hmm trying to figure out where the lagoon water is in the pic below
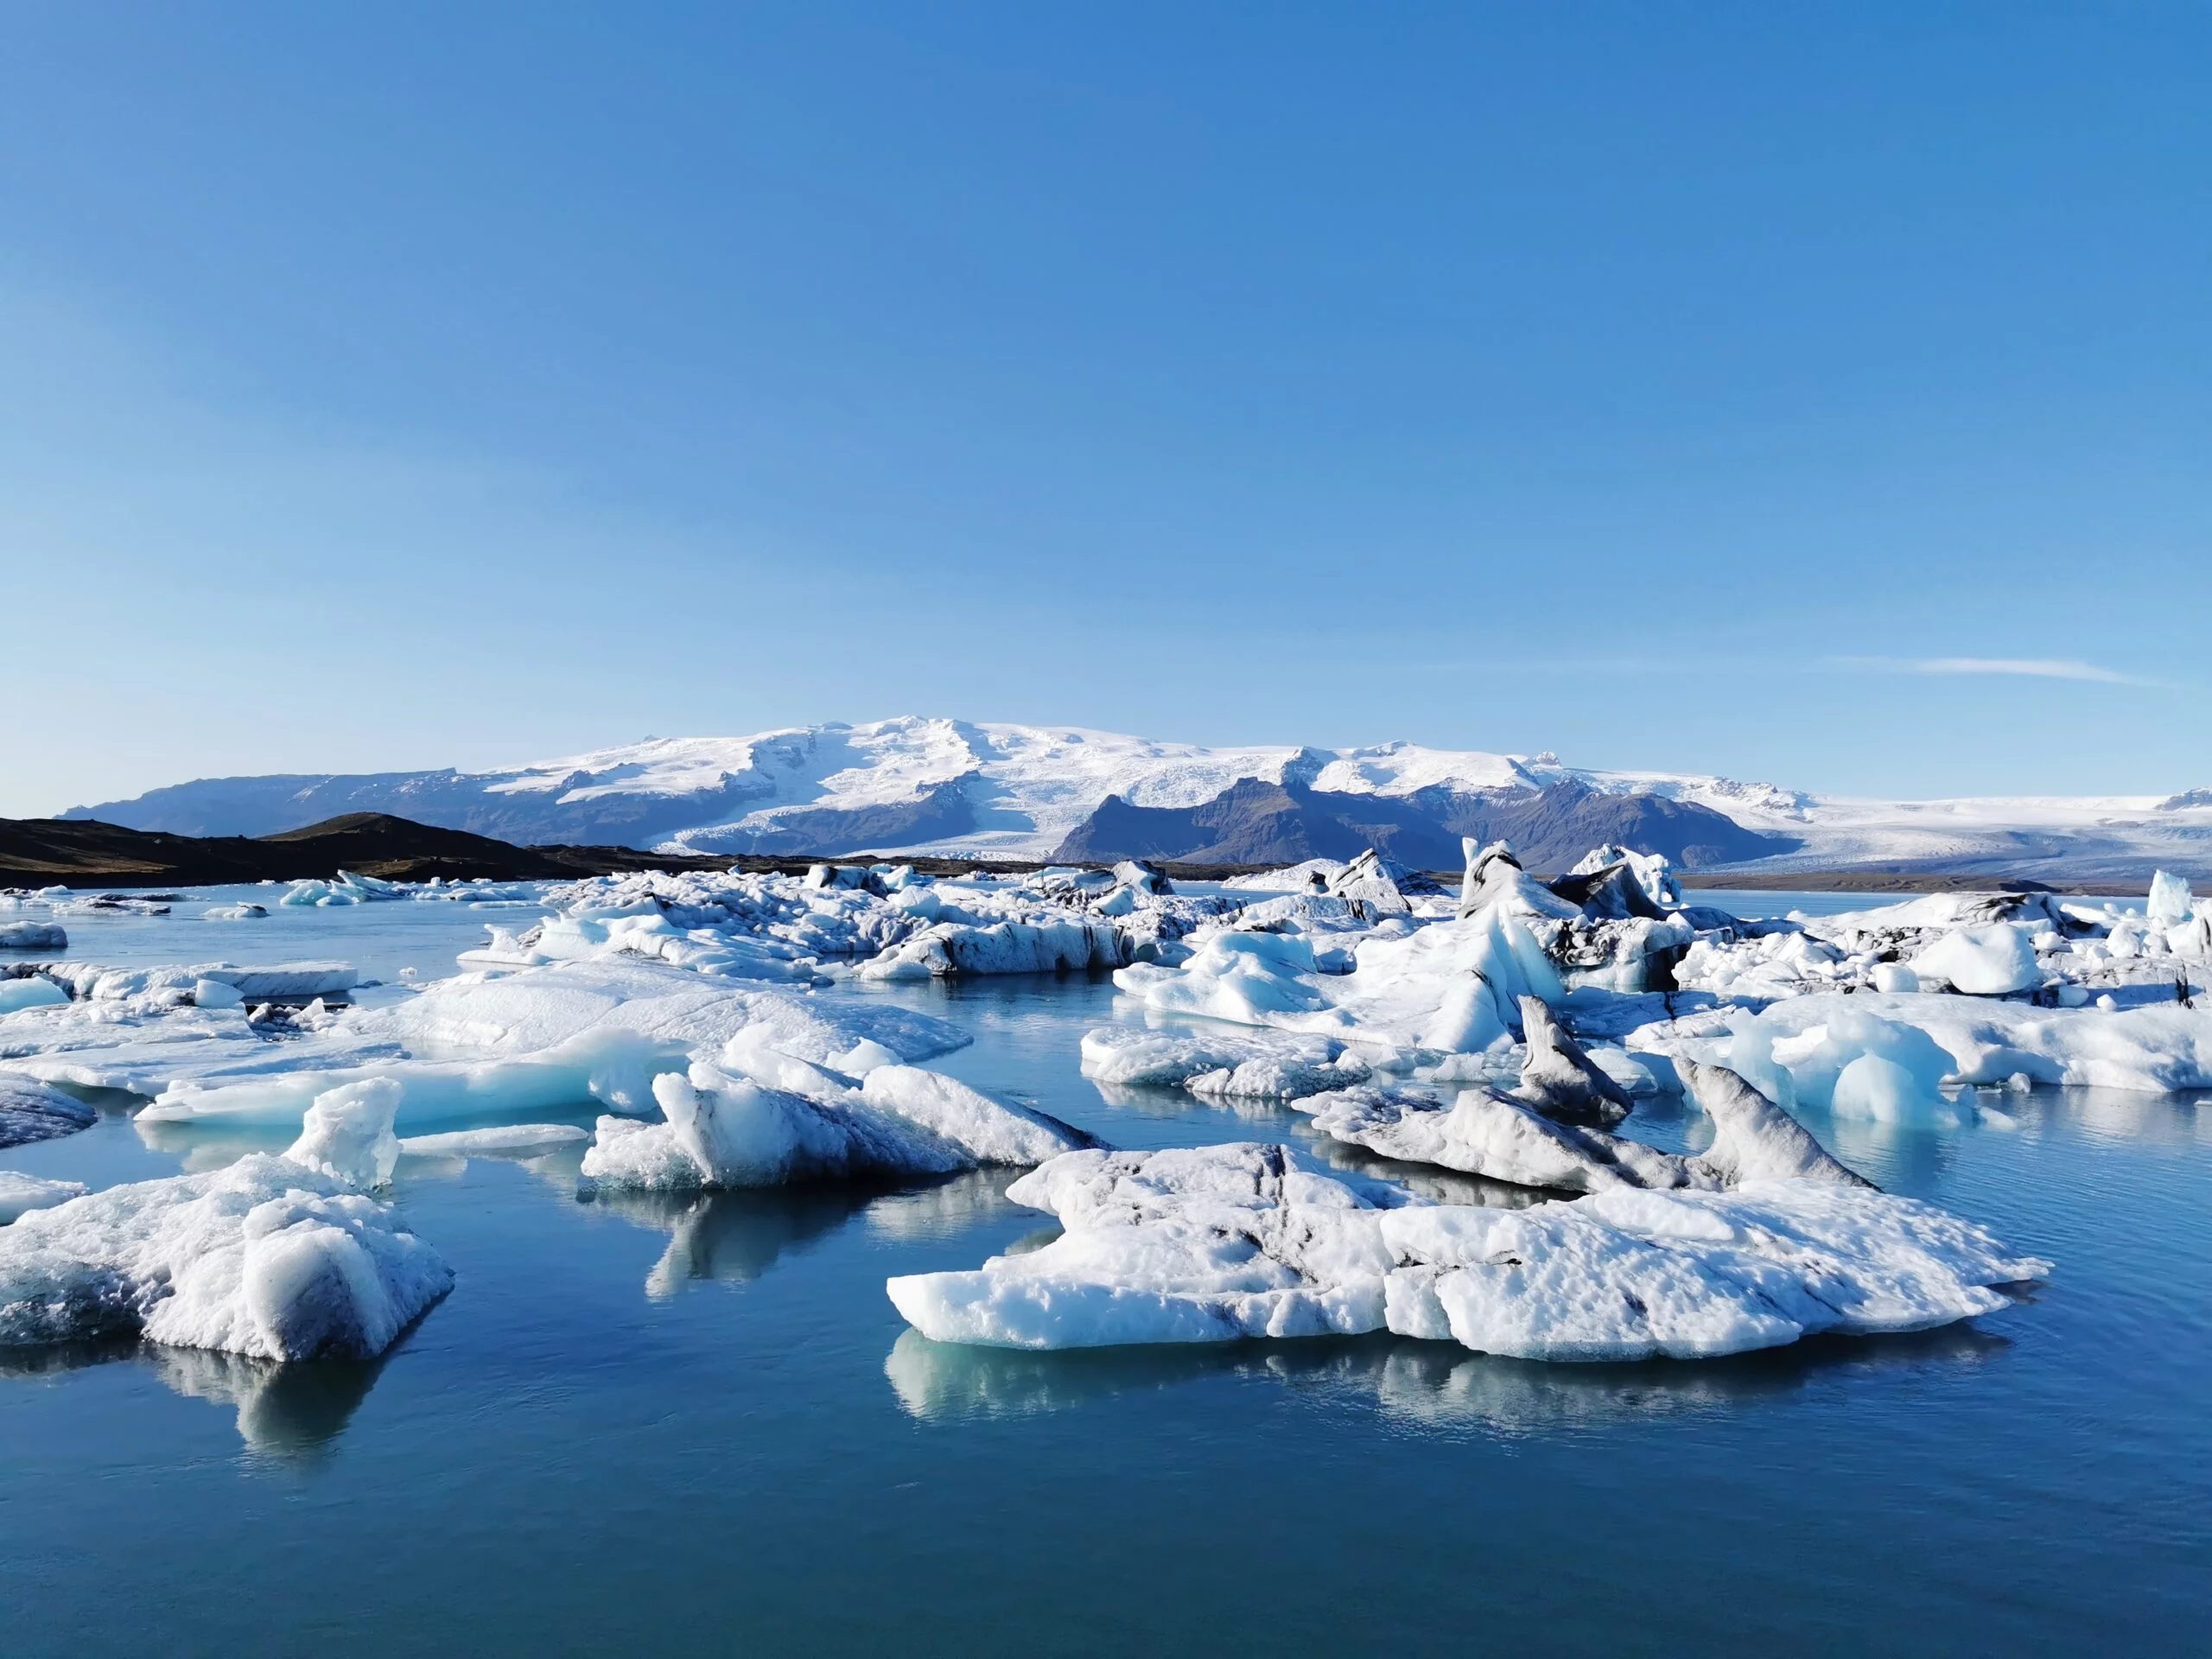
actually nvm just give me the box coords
[3,890,2207,1655]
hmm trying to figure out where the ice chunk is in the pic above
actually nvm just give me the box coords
[203,904,269,921]
[284,1079,404,1189]
[0,1074,96,1149]
[0,976,70,1015]
[1511,996,1632,1128]
[579,1054,1094,1191]
[1871,963,1920,994]
[0,1154,450,1359]
[857,1066,1099,1166]
[1910,925,2042,995]
[1678,1060,1878,1186]
[398,1123,590,1156]
[133,959,970,1128]
[1567,845,1681,908]
[0,921,67,950]
[1078,1026,1370,1100]
[886,1143,2044,1361]
[1326,849,1413,917]
[1457,840,1584,923]
[1719,1007,1961,1128]
[1306,1084,1713,1194]
[2147,870,2194,927]
[0,1172,88,1225]
[193,978,245,1010]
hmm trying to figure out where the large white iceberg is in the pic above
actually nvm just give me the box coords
[114,958,969,1129]
[0,1154,450,1359]
[581,1051,1095,1190]
[886,1143,2045,1362]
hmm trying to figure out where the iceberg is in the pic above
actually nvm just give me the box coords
[120,958,970,1129]
[1631,990,2212,1097]
[0,1154,450,1359]
[0,976,70,1015]
[397,1123,590,1157]
[1077,1025,1372,1100]
[1910,925,2043,996]
[0,1171,88,1225]
[283,1079,404,1189]
[0,1075,97,1149]
[1510,996,1632,1127]
[580,1050,1095,1190]
[885,1143,2044,1361]
[1304,1084,1713,1194]
[0,921,67,951]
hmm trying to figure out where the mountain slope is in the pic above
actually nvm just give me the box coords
[58,715,2212,881]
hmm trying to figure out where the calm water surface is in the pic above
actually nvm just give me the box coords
[2,888,2206,1655]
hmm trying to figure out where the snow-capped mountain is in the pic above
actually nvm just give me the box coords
[57,716,2212,881]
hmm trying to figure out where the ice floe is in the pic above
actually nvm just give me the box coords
[886,1142,2044,1361]
[0,1153,450,1359]
[10,957,969,1130]
[580,1049,1094,1191]
[0,1171,87,1225]
[0,1075,98,1149]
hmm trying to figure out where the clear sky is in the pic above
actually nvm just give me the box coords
[4,4,2206,815]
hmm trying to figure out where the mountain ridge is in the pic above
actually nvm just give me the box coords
[58,715,2212,883]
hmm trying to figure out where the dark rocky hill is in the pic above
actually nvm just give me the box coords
[1051,779,1796,872]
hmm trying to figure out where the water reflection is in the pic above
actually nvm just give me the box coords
[886,1323,2014,1431]
[0,1338,387,1460]
[150,1348,388,1461]
[1084,1078,1293,1122]
[585,1184,884,1299]
[863,1171,1021,1241]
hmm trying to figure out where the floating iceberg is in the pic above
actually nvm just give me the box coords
[111,958,969,1129]
[886,1143,2044,1362]
[0,1075,98,1149]
[0,976,70,1015]
[0,1154,450,1359]
[581,1048,1095,1190]
[517,865,1237,987]
[397,1123,590,1157]
[1077,1025,1372,1100]
[0,921,67,951]
[1630,991,2212,1097]
[0,1171,87,1225]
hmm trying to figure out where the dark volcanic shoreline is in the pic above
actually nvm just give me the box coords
[1,811,2153,897]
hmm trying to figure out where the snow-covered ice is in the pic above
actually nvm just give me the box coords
[0,1154,450,1359]
[0,1172,87,1225]
[886,1143,2045,1361]
[580,1050,1094,1190]
[0,921,67,950]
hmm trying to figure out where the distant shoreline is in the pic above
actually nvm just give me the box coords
[1675,871,2144,897]
[0,811,2162,898]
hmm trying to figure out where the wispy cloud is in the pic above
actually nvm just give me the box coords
[1833,655,2158,687]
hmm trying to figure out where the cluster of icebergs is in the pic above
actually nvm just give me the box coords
[12,836,2200,1376]
[460,860,1243,987]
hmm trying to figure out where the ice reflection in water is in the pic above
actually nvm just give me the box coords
[0,1338,389,1460]
[886,1322,2017,1432]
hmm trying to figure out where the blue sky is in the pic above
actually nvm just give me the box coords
[4,4,2206,814]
